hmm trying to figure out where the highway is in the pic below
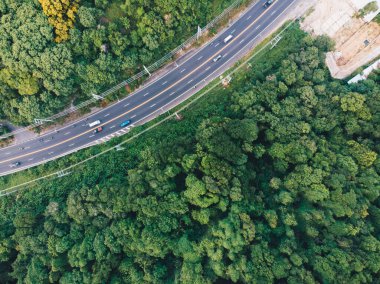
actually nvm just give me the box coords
[0,0,297,176]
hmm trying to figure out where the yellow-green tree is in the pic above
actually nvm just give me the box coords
[38,0,79,42]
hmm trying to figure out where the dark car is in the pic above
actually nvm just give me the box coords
[263,0,274,8]
[10,162,21,168]
[93,126,103,134]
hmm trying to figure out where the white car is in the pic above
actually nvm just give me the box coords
[88,120,101,128]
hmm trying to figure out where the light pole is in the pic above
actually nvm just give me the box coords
[197,26,202,40]
[92,93,104,100]
[143,65,152,77]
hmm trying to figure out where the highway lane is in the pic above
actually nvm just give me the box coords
[0,0,296,176]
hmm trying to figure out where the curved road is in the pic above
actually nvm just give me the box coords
[0,0,296,176]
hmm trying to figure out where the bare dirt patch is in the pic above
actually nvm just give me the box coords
[301,0,380,79]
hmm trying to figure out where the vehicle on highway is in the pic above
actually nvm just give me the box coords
[223,35,233,44]
[88,120,101,128]
[93,126,103,134]
[120,120,132,128]
[0,0,292,176]
[263,0,274,8]
[213,54,222,62]
[9,162,21,168]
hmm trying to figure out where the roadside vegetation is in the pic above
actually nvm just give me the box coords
[0,124,12,147]
[357,1,379,18]
[374,12,380,24]
[0,23,379,283]
[0,0,238,125]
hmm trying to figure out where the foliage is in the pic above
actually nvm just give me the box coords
[0,124,9,136]
[38,0,80,43]
[357,1,379,18]
[0,123,13,147]
[0,25,379,283]
[375,13,380,24]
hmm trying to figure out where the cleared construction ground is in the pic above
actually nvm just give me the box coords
[301,0,380,79]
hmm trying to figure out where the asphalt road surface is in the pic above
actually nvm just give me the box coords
[0,0,297,176]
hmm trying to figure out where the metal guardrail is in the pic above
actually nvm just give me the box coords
[0,0,251,140]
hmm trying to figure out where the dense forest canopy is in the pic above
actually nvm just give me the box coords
[0,25,379,283]
[0,0,231,124]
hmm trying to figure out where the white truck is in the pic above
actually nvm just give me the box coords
[224,35,233,44]
[88,120,101,128]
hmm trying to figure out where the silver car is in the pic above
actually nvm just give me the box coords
[213,54,222,62]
